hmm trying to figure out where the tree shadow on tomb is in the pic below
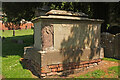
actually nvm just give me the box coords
[60,24,101,77]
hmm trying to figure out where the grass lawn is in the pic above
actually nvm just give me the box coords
[77,58,120,78]
[2,29,34,78]
[78,70,105,78]
[2,29,120,79]
[102,58,120,62]
[78,66,120,78]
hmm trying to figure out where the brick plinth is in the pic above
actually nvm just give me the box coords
[21,58,102,77]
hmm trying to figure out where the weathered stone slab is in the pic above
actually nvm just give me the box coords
[24,46,41,65]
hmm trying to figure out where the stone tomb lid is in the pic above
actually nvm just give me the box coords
[46,10,88,17]
[32,10,104,22]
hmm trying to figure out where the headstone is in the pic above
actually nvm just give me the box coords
[11,39,17,43]
[2,36,5,40]
[17,40,24,44]
[2,30,4,32]
[13,29,15,36]
[100,47,104,58]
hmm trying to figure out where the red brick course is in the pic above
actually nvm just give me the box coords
[48,64,59,69]
[57,67,64,71]
[51,68,58,72]
[21,58,102,77]
[46,58,102,73]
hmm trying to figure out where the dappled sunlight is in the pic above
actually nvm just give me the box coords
[58,23,101,76]
[60,23,100,64]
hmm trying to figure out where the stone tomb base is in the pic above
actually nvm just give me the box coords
[24,46,102,78]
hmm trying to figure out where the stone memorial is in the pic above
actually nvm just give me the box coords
[24,10,104,77]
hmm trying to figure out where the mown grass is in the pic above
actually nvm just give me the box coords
[2,29,34,78]
[2,29,120,79]
[108,66,120,78]
[77,58,120,78]
[2,29,33,37]
[77,65,120,78]
[102,58,120,62]
[78,70,105,78]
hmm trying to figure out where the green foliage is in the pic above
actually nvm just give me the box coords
[2,2,43,23]
[2,2,96,23]
[50,4,56,10]
[2,16,7,23]
[2,2,120,32]
[49,2,94,18]
[106,24,110,30]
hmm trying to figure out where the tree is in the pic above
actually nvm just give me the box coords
[2,2,120,33]
[2,2,43,23]
[2,2,105,22]
[2,2,43,36]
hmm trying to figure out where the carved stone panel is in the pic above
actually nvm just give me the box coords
[41,25,54,50]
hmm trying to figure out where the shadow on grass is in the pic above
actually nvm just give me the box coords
[20,59,41,78]
[2,35,34,57]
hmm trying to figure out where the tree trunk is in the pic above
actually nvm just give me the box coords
[13,28,15,36]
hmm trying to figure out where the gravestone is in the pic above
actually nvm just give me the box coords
[0,36,1,41]
[2,36,5,40]
[17,40,24,44]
